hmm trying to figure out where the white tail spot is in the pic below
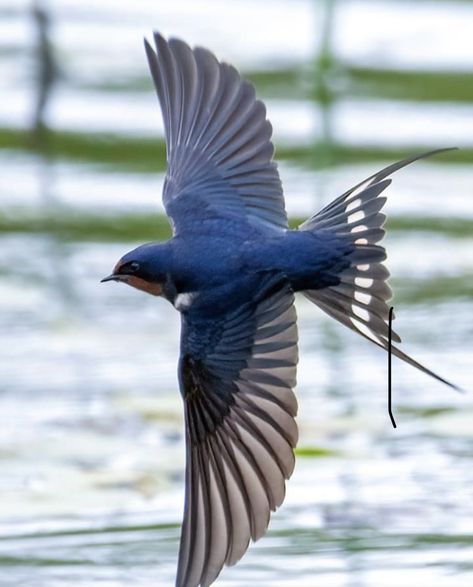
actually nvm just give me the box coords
[352,305,370,321]
[348,211,365,223]
[347,179,371,200]
[351,224,367,233]
[354,291,372,305]
[357,264,370,271]
[345,198,361,213]
[355,238,368,245]
[355,277,374,288]
[350,317,382,343]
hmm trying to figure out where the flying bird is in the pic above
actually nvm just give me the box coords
[101,33,458,587]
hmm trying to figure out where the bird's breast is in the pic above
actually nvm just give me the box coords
[174,292,198,311]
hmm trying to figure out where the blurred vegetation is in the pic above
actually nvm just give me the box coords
[295,446,340,458]
[2,208,472,242]
[1,0,472,245]
[2,126,471,172]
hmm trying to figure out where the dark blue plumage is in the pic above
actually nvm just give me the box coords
[101,33,458,587]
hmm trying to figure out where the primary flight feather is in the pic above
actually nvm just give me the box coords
[101,32,458,587]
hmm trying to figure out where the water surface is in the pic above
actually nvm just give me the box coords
[0,1,472,585]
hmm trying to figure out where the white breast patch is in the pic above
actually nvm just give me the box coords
[174,292,196,311]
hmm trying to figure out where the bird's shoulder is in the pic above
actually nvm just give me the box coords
[169,230,257,289]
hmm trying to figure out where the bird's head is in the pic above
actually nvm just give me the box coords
[101,243,168,297]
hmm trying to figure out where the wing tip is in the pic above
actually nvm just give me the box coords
[153,30,166,46]
[143,31,166,50]
[143,35,154,55]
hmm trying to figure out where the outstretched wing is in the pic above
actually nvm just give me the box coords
[144,33,288,235]
[176,278,298,587]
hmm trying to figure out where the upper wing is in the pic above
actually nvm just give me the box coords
[144,33,288,234]
[176,277,298,587]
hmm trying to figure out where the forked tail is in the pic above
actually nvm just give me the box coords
[299,148,461,391]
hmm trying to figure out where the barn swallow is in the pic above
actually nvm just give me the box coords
[102,33,459,587]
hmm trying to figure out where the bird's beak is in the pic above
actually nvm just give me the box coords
[101,274,120,283]
[101,273,163,296]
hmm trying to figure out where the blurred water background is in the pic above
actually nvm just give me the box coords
[0,0,472,585]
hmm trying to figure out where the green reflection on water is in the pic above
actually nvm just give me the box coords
[2,127,471,172]
[295,446,340,458]
[1,210,471,246]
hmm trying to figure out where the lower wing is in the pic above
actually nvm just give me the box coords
[176,275,299,587]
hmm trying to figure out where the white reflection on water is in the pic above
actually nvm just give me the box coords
[335,100,473,149]
[3,154,473,221]
[336,0,473,70]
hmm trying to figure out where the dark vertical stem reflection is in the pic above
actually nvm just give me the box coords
[31,0,58,207]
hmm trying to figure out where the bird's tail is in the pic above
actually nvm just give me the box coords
[299,148,461,391]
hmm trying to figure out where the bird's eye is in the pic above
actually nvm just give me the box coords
[128,261,140,273]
